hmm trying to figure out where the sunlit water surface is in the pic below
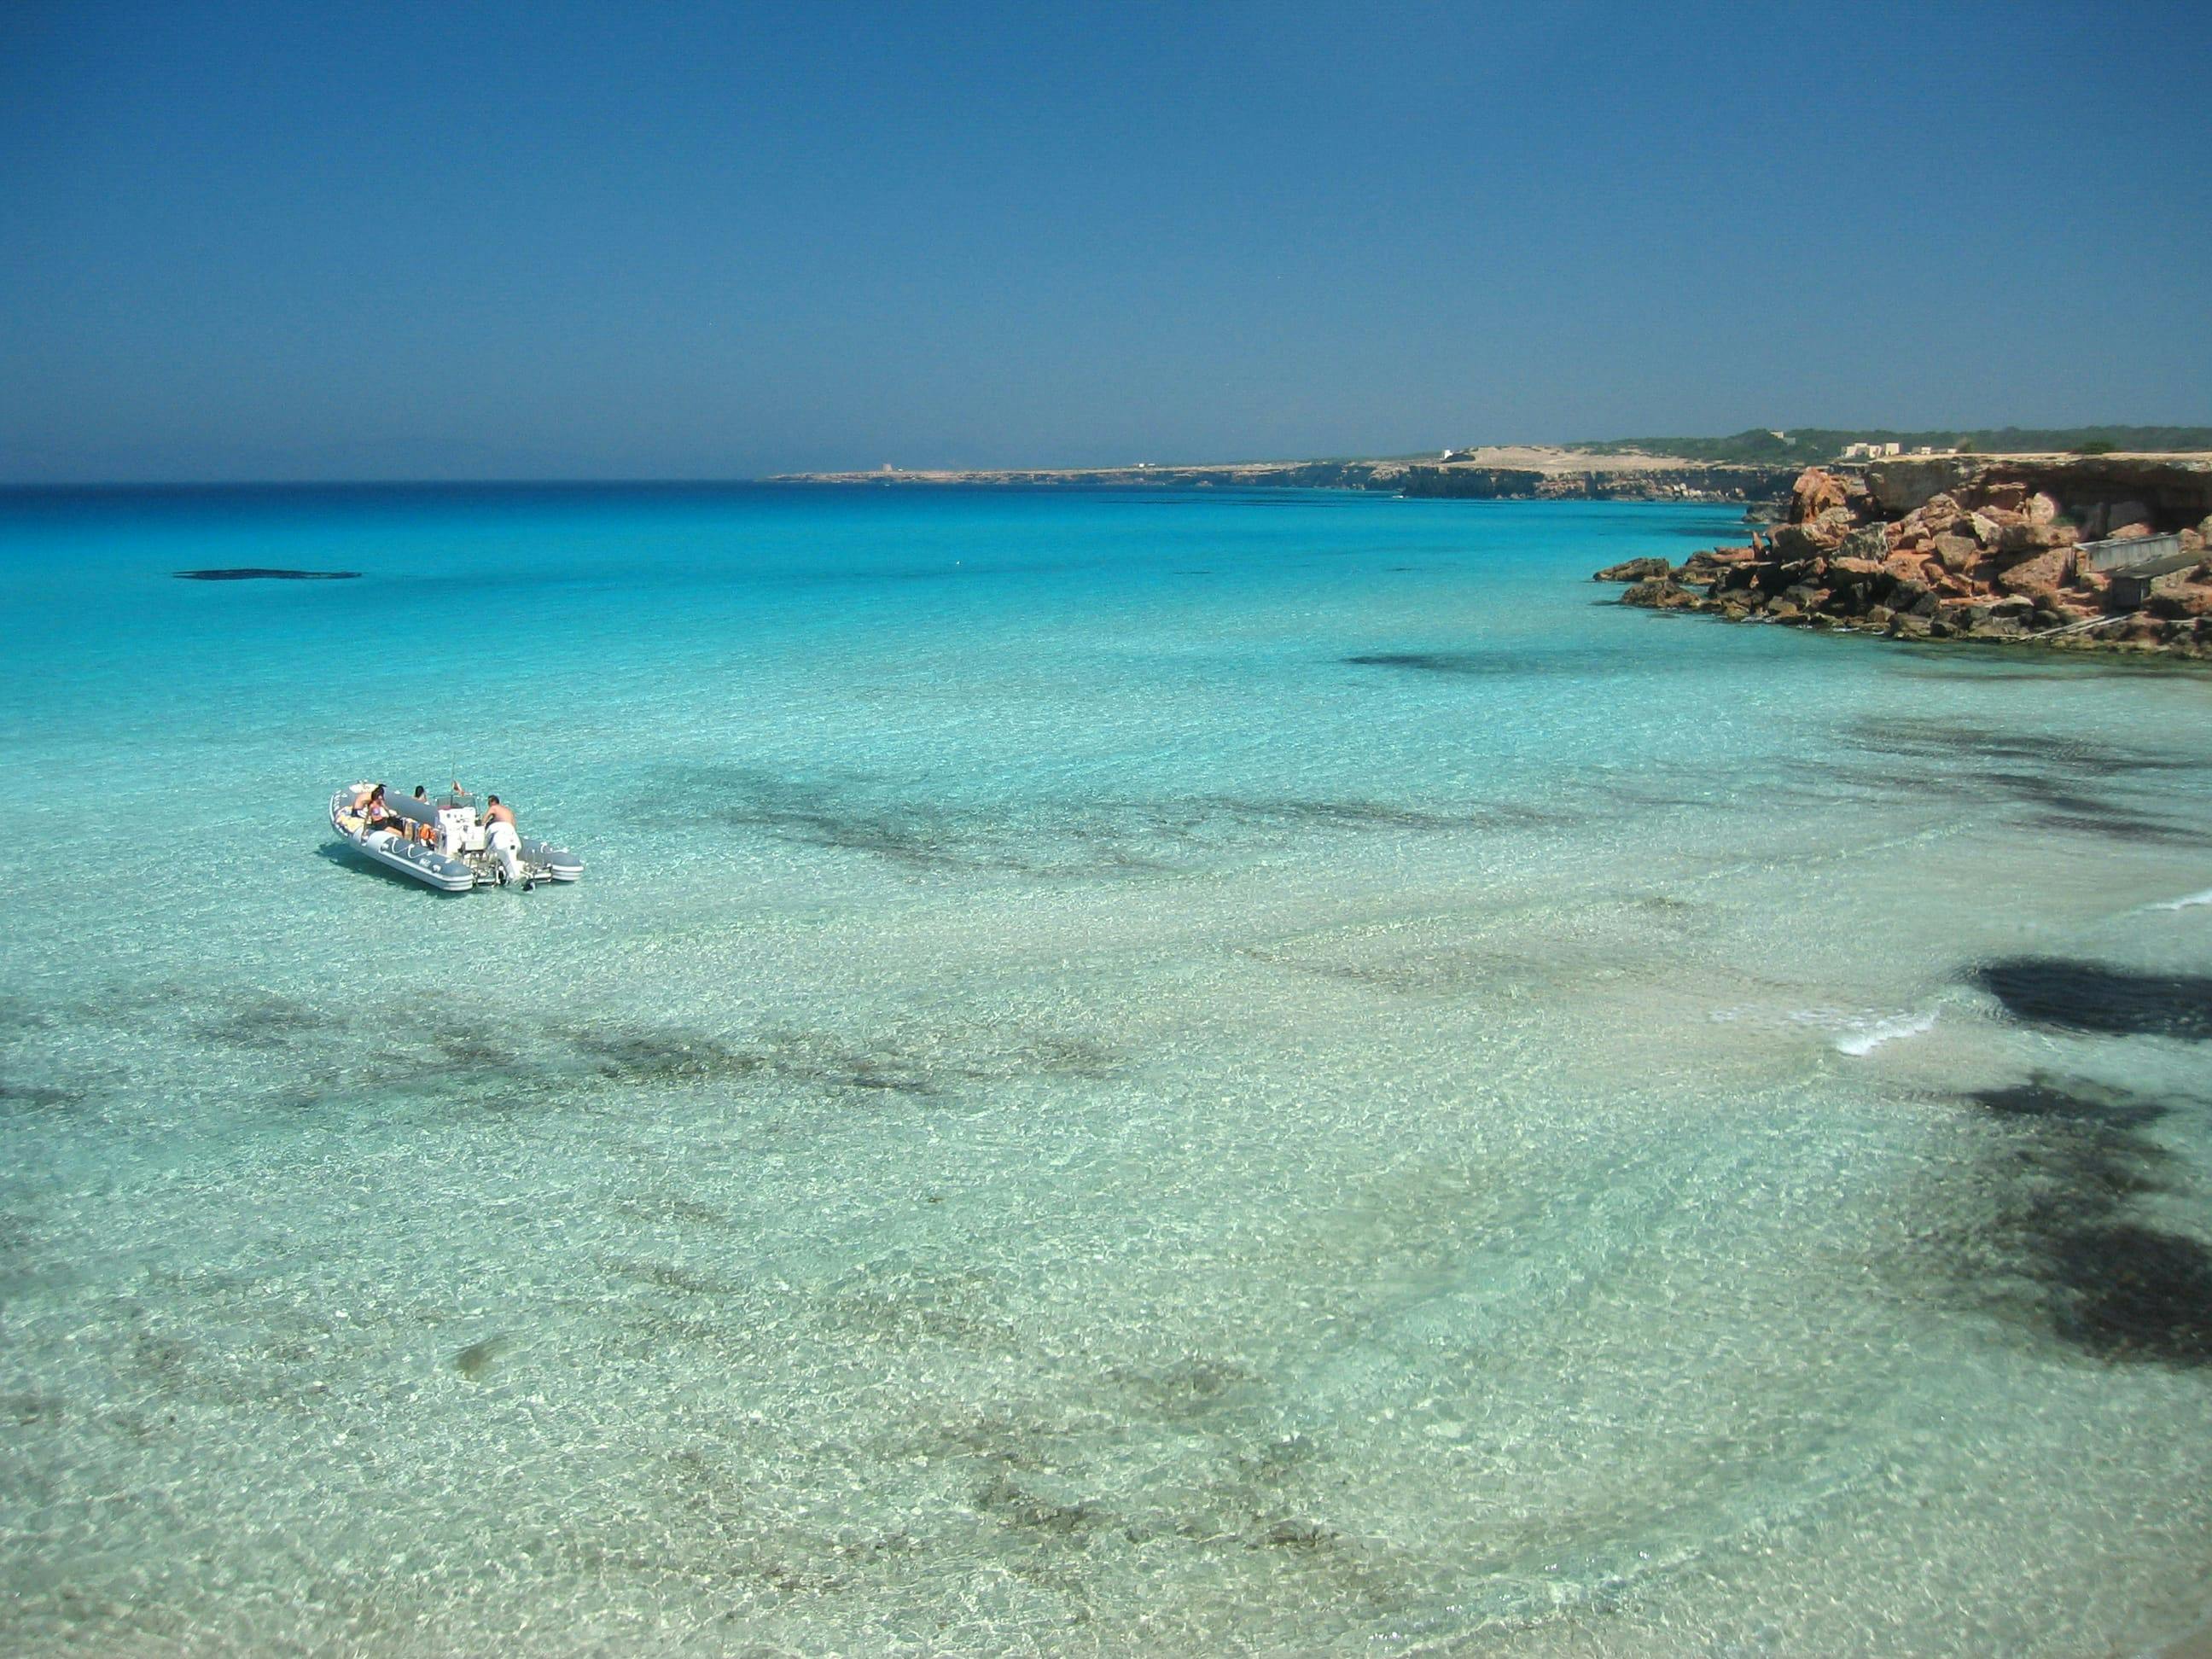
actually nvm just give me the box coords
[3,485,2209,1655]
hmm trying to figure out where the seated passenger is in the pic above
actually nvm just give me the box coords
[358,783,401,835]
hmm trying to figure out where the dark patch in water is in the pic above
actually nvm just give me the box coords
[569,1026,764,1083]
[426,1028,521,1071]
[1809,718,2212,841]
[0,1079,79,1112]
[3,1391,66,1426]
[997,1030,1121,1081]
[1956,1074,2211,1365]
[824,1058,933,1094]
[1226,1433,1317,1489]
[1343,650,1583,678]
[0,1000,51,1041]
[1106,1357,1262,1416]
[1969,770,2212,845]
[690,773,1028,872]
[905,1412,1054,1475]
[1848,719,2199,777]
[2023,811,2212,847]
[1887,643,2212,683]
[753,1029,952,1098]
[1262,1518,1340,1549]
[609,1259,746,1298]
[1981,771,2138,816]
[452,1336,510,1380]
[1893,667,2116,684]
[669,764,1549,882]
[615,1190,727,1226]
[828,1268,1018,1350]
[1973,958,2212,1041]
[2051,1225,2212,1364]
[974,1472,1108,1537]
[173,568,360,580]
[1212,795,1571,836]
[1841,721,2208,812]
[1971,1077,2168,1132]
[196,994,337,1050]
[125,1327,200,1393]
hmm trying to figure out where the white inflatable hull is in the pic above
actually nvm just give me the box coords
[522,839,585,882]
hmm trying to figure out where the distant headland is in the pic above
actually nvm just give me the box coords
[770,427,2212,505]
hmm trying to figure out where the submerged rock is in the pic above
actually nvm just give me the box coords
[452,1336,511,1380]
[1621,578,1701,610]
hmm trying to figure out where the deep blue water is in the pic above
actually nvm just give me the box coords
[3,484,2209,1654]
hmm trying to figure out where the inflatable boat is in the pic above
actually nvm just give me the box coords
[329,784,583,893]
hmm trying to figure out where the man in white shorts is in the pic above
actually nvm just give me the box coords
[481,794,523,885]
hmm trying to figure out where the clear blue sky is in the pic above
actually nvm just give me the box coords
[4,0,2209,481]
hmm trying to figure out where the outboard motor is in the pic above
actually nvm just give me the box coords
[486,819,524,887]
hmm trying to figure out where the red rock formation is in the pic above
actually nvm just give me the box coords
[1599,451,2212,655]
[1994,549,2073,597]
[1788,468,1850,523]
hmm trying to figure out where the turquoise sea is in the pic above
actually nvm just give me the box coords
[3,484,2209,1655]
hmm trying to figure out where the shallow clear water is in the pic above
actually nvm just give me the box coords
[3,484,2209,1655]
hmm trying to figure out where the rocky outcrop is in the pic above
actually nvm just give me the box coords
[1592,556,1674,582]
[1597,457,2212,657]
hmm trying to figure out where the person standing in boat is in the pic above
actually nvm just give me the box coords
[449,781,524,881]
[481,793,523,884]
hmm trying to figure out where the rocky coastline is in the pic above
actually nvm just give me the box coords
[1598,453,2212,657]
[770,453,1795,504]
[1395,463,1794,502]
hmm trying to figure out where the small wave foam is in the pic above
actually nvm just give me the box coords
[2145,885,2212,912]
[1709,1003,1941,1056]
[1833,1009,1939,1057]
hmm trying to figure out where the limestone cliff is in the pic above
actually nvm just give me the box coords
[1395,463,1795,501]
[771,455,1796,503]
